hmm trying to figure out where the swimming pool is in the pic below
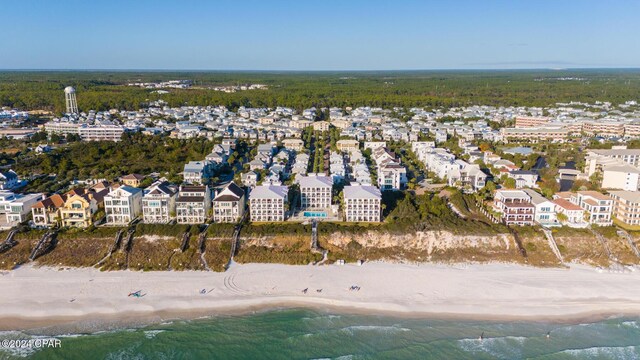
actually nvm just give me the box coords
[303,211,327,218]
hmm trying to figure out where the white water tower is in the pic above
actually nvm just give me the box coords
[64,86,78,114]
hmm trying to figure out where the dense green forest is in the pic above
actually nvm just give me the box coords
[1,70,640,114]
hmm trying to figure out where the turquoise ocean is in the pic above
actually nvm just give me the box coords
[2,309,640,359]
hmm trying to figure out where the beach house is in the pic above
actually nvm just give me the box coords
[212,182,246,223]
[104,186,143,225]
[492,189,535,226]
[297,175,333,211]
[176,185,211,224]
[142,181,178,223]
[59,187,109,228]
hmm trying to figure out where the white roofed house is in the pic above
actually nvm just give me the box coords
[142,181,178,224]
[183,161,211,185]
[104,186,143,225]
[343,185,382,222]
[448,164,487,192]
[205,151,228,167]
[249,185,289,222]
[378,164,407,191]
[175,185,211,224]
[241,171,259,188]
[297,174,333,210]
[212,182,246,223]
[507,170,539,189]
[0,190,44,227]
[522,188,558,227]
[492,189,535,226]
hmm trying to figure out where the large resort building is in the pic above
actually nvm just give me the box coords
[343,185,382,222]
[297,175,333,211]
[249,185,288,222]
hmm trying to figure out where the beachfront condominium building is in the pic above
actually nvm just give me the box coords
[343,185,382,222]
[573,191,614,226]
[297,175,333,210]
[601,164,640,191]
[492,189,535,226]
[249,185,289,222]
[104,186,143,225]
[585,148,640,176]
[212,182,246,223]
[0,190,44,227]
[142,181,178,224]
[176,185,211,224]
[608,191,640,226]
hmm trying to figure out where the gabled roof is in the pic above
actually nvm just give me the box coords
[33,193,67,209]
[213,182,244,202]
[553,198,583,211]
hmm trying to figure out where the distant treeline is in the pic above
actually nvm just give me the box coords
[1,70,640,113]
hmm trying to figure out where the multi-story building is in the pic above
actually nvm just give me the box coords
[608,191,640,226]
[312,121,331,132]
[31,193,67,227]
[573,191,614,226]
[249,185,288,222]
[585,148,640,176]
[601,164,640,191]
[507,170,539,188]
[142,181,178,223]
[500,127,569,143]
[343,185,382,222]
[212,182,245,223]
[515,116,551,128]
[0,190,44,227]
[336,139,360,153]
[582,121,625,138]
[77,125,125,141]
[492,189,535,226]
[176,185,211,224]
[282,138,304,152]
[297,175,333,210]
[552,198,587,228]
[59,187,108,228]
[522,188,557,227]
[183,161,211,184]
[120,174,146,187]
[104,186,143,225]
[378,164,407,191]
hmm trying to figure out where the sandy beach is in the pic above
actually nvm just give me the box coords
[3,262,640,331]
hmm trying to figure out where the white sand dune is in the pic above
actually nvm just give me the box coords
[2,262,640,329]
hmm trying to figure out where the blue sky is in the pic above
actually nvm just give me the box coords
[1,0,639,70]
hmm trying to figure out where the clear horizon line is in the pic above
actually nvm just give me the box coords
[1,66,640,73]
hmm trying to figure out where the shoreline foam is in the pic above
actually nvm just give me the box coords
[3,262,640,333]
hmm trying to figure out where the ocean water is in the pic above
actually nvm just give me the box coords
[2,310,640,359]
